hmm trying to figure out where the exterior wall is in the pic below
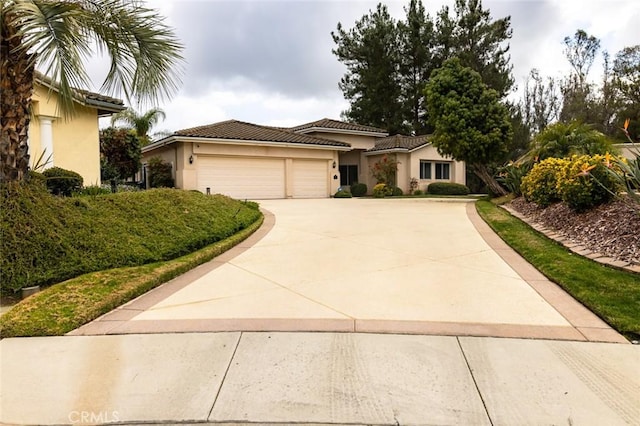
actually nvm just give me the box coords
[366,145,466,193]
[29,85,102,185]
[613,143,638,161]
[302,131,381,150]
[408,145,466,192]
[142,140,342,195]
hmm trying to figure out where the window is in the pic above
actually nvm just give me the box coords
[419,160,431,179]
[435,162,450,180]
[339,164,358,186]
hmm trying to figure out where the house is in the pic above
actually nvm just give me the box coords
[141,118,465,199]
[28,73,125,185]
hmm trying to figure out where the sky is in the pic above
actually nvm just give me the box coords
[89,0,639,134]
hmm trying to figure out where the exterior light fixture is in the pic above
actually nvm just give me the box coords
[189,155,194,164]
[332,161,336,168]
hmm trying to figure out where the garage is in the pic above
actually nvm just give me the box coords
[141,119,351,199]
[292,160,329,198]
[197,157,285,199]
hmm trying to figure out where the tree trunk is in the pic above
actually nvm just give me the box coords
[470,163,508,196]
[1,13,35,183]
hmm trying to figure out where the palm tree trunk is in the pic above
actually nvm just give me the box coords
[1,13,35,183]
[470,163,508,196]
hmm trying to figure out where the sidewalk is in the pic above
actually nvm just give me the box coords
[1,332,638,425]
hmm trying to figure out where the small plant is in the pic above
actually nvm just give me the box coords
[42,167,83,196]
[409,177,419,194]
[334,189,352,198]
[413,189,424,195]
[350,182,367,197]
[147,157,174,188]
[427,182,469,195]
[77,185,112,196]
[497,162,532,196]
[390,186,403,196]
[372,183,391,198]
[521,157,568,207]
[371,154,399,186]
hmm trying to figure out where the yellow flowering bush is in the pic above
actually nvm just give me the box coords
[372,183,391,198]
[521,157,568,207]
[556,154,620,212]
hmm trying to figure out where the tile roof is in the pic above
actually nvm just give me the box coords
[35,72,125,113]
[289,118,388,134]
[367,134,431,152]
[173,120,351,147]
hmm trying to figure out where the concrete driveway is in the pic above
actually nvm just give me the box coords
[3,198,638,425]
[72,198,624,342]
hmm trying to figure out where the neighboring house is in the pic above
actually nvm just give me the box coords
[141,117,465,199]
[28,73,125,185]
[613,143,639,162]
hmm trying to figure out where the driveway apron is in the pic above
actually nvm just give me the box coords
[71,198,625,342]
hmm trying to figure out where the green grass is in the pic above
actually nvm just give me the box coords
[1,184,261,294]
[0,216,263,337]
[476,199,640,340]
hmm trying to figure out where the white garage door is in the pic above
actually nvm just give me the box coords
[197,157,285,199]
[292,160,329,198]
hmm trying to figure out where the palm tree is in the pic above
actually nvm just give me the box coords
[111,107,166,145]
[1,0,183,183]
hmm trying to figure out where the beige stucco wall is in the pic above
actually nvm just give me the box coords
[302,131,381,151]
[142,140,342,194]
[613,143,639,162]
[366,145,466,193]
[29,85,102,185]
[407,145,466,191]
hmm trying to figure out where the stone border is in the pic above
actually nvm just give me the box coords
[501,205,640,274]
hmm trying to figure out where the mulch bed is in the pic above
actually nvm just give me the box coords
[509,196,640,265]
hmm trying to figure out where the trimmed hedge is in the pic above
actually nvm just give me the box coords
[334,190,352,198]
[391,186,404,196]
[42,167,83,196]
[427,182,470,195]
[350,182,367,197]
[0,184,262,294]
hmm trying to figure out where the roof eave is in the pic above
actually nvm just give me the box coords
[295,127,388,138]
[143,135,352,153]
[364,148,408,156]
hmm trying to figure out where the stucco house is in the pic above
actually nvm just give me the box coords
[141,118,465,199]
[28,73,125,185]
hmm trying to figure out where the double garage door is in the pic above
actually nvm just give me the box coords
[197,157,328,199]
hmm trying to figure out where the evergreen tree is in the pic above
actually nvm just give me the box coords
[398,0,435,134]
[332,4,406,134]
[425,58,512,195]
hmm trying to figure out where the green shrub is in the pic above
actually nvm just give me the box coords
[413,189,424,195]
[42,167,83,196]
[372,183,391,198]
[334,190,352,198]
[521,158,568,207]
[497,162,532,196]
[0,186,262,295]
[77,185,112,196]
[427,182,470,195]
[147,157,174,188]
[350,182,367,197]
[391,186,403,196]
[556,154,620,212]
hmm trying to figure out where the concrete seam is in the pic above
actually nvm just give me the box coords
[207,331,243,420]
[456,337,494,426]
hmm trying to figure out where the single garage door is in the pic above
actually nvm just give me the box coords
[292,160,328,198]
[197,157,285,199]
